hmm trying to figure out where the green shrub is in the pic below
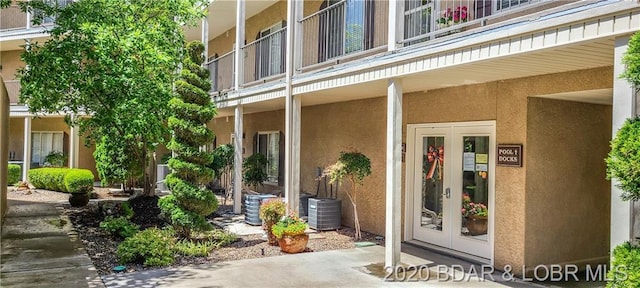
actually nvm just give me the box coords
[243,153,268,191]
[117,228,176,267]
[607,117,640,201]
[175,239,216,257]
[259,198,286,224]
[100,216,139,238]
[8,164,20,185]
[44,151,67,167]
[607,242,640,287]
[28,168,94,193]
[64,169,94,193]
[271,215,307,239]
[121,202,134,219]
[29,168,69,191]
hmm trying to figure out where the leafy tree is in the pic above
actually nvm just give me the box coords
[17,0,206,195]
[158,41,217,238]
[325,151,371,240]
[243,153,268,192]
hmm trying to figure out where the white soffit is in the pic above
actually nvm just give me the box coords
[532,88,613,105]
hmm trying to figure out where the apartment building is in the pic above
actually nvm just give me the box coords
[2,0,640,274]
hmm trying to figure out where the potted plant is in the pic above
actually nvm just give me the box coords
[69,186,92,207]
[243,153,268,192]
[259,198,286,245]
[325,150,371,240]
[461,193,488,235]
[271,214,308,253]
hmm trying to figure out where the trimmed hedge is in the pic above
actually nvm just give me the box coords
[28,168,94,193]
[8,164,20,185]
[607,242,640,287]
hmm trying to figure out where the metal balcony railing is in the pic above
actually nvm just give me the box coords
[242,27,286,84]
[300,0,388,68]
[0,1,74,32]
[208,50,235,93]
[402,0,551,45]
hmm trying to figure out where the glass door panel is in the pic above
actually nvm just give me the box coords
[421,136,445,231]
[460,136,489,241]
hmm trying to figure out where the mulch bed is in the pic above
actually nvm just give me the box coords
[62,197,384,276]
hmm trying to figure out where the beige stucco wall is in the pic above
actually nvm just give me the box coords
[0,50,22,80]
[209,66,614,272]
[525,98,611,269]
[8,117,98,179]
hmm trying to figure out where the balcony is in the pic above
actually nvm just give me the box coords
[208,50,235,94]
[242,27,286,85]
[300,0,389,69]
[0,1,73,34]
[401,0,568,45]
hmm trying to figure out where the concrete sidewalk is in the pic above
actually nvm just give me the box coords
[102,245,518,288]
[1,199,104,288]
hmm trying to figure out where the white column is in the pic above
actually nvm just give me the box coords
[233,105,244,214]
[387,0,404,52]
[292,0,304,73]
[234,0,245,89]
[69,120,79,168]
[201,17,209,61]
[22,117,32,182]
[611,36,635,250]
[284,0,301,212]
[385,79,403,268]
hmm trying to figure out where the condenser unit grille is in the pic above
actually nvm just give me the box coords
[244,194,277,226]
[308,198,341,230]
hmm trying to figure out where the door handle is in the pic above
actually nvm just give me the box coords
[445,188,451,199]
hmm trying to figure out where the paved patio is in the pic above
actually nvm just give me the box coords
[0,198,605,288]
[1,199,104,288]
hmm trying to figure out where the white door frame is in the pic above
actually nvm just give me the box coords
[405,120,495,264]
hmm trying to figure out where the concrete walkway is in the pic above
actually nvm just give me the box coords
[102,245,526,288]
[1,199,104,288]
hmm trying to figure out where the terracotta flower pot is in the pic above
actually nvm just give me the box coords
[465,216,488,236]
[278,233,309,254]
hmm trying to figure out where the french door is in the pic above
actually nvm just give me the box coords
[408,122,495,260]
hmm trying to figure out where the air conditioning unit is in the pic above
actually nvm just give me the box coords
[308,198,341,231]
[244,194,277,226]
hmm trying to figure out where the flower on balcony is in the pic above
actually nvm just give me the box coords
[437,6,468,28]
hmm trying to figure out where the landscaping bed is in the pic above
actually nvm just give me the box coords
[62,198,384,276]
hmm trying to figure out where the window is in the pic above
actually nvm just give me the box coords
[255,131,281,184]
[255,21,286,80]
[31,131,64,167]
[318,0,375,62]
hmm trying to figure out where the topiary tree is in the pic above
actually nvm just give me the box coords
[607,117,640,201]
[604,31,640,287]
[158,41,218,239]
[325,151,371,240]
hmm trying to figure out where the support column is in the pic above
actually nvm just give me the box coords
[387,0,404,52]
[233,105,244,214]
[284,0,301,211]
[1,77,10,224]
[22,117,32,182]
[69,116,79,168]
[611,36,635,250]
[385,78,403,268]
[234,0,245,89]
[201,17,209,60]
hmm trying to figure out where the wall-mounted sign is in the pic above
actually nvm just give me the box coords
[497,144,522,167]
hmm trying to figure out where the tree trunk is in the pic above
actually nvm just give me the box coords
[142,150,157,196]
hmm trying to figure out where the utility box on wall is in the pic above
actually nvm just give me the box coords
[308,198,341,231]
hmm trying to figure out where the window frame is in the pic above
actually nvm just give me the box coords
[256,131,280,185]
[31,131,65,167]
